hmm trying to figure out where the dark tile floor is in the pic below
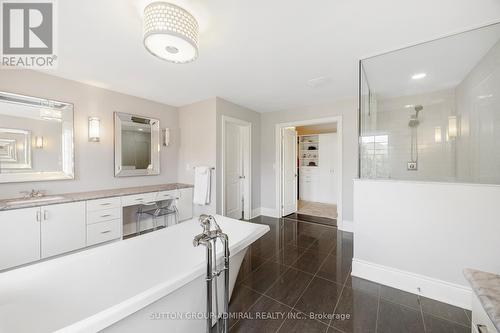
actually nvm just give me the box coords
[227,215,471,333]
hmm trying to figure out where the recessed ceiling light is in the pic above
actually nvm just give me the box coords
[306,76,331,88]
[411,73,427,80]
[404,104,414,109]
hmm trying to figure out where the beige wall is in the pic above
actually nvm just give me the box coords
[215,97,261,214]
[177,98,217,216]
[260,99,358,222]
[0,70,179,199]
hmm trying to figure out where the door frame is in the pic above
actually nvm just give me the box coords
[221,115,252,220]
[275,116,343,225]
[281,127,298,216]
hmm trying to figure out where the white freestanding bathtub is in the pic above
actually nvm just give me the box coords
[0,215,269,333]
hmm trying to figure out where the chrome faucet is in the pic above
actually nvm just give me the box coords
[21,189,44,199]
[193,215,230,333]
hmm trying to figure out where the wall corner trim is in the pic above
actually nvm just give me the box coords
[340,219,354,232]
[351,258,472,310]
[251,208,261,219]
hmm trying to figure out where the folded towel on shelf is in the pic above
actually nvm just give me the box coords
[193,166,211,205]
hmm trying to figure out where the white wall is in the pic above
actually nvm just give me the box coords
[456,39,500,184]
[259,99,358,222]
[0,70,179,199]
[353,179,500,308]
[373,90,457,182]
[177,98,217,216]
[215,97,261,214]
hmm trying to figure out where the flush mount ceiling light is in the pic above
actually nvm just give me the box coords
[411,73,427,80]
[143,2,199,64]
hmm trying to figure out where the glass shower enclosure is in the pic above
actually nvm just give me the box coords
[359,22,500,184]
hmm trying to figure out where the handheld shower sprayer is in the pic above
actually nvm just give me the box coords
[408,105,423,170]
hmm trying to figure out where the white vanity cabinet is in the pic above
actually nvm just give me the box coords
[86,197,122,247]
[40,202,86,258]
[0,207,41,270]
[0,185,194,271]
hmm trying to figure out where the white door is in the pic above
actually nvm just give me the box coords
[0,207,41,270]
[224,122,243,219]
[178,188,194,221]
[282,127,297,216]
[41,202,86,258]
[318,133,337,203]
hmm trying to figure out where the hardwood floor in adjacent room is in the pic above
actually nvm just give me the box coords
[297,200,337,219]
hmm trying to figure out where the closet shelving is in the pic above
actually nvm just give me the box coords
[298,134,319,167]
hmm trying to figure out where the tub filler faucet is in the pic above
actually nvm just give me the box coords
[193,215,230,333]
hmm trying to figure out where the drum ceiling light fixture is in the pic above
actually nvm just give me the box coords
[143,2,199,64]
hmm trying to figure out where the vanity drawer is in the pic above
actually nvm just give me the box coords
[87,208,121,225]
[121,193,156,207]
[86,197,121,211]
[157,190,179,201]
[86,219,121,246]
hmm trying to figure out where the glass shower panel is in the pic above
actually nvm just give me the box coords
[359,22,500,184]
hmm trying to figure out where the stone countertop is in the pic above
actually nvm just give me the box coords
[464,268,500,332]
[0,183,193,211]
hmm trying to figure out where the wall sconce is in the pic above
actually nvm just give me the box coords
[88,117,101,142]
[448,116,458,139]
[162,128,170,147]
[434,127,442,143]
[35,136,44,149]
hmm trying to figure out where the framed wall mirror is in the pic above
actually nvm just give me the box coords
[114,112,160,177]
[0,91,74,183]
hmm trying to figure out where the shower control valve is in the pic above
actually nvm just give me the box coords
[407,162,418,171]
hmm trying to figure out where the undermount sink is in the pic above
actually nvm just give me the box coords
[4,196,66,206]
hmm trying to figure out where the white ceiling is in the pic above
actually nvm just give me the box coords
[363,23,500,99]
[47,0,500,112]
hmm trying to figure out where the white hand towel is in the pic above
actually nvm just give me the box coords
[193,166,211,205]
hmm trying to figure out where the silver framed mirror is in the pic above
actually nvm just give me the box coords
[114,112,160,177]
[0,91,74,183]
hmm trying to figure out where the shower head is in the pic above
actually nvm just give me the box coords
[409,105,423,127]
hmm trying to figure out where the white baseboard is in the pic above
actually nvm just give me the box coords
[352,259,472,310]
[258,207,279,218]
[340,219,354,232]
[251,208,261,218]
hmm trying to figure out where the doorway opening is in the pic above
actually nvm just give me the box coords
[221,116,252,220]
[276,116,342,227]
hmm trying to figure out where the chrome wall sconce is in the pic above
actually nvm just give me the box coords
[162,128,170,147]
[88,117,101,142]
[35,136,44,149]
